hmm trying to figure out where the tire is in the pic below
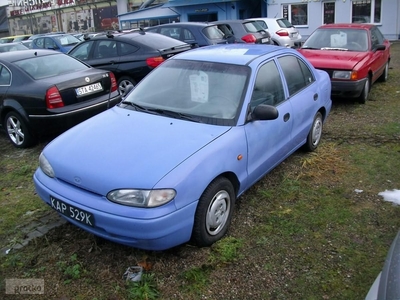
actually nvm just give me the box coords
[378,62,389,82]
[117,76,136,98]
[192,177,236,247]
[357,77,370,104]
[304,112,323,152]
[4,111,35,148]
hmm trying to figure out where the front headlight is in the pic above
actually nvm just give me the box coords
[332,70,353,80]
[39,152,55,178]
[107,189,176,207]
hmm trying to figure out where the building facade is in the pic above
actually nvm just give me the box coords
[4,0,400,40]
[7,0,120,35]
[264,0,399,41]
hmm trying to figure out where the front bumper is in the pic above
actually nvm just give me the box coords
[331,78,366,99]
[33,168,197,251]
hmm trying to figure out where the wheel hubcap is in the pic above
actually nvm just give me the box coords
[312,118,322,147]
[206,190,230,236]
[6,116,24,145]
[119,80,134,98]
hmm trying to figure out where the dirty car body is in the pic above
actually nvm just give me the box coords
[34,44,332,251]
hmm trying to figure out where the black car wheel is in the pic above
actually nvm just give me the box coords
[118,76,136,98]
[192,177,235,247]
[304,112,323,152]
[4,111,35,148]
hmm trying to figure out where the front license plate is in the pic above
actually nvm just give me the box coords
[261,38,269,43]
[50,196,95,226]
[76,82,103,96]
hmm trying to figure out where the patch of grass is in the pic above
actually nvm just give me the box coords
[57,253,86,284]
[209,236,244,265]
[179,265,212,295]
[126,273,159,300]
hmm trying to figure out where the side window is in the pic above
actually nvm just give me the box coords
[160,27,181,40]
[94,40,117,59]
[278,55,314,96]
[250,60,285,108]
[182,29,195,40]
[44,38,57,50]
[371,27,384,47]
[34,37,44,48]
[0,65,11,85]
[118,42,138,56]
[69,41,93,61]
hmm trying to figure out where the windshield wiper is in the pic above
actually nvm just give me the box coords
[149,108,201,123]
[120,101,155,113]
[321,47,348,51]
[301,46,321,50]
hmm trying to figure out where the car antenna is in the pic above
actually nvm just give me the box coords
[139,27,145,35]
[34,51,37,56]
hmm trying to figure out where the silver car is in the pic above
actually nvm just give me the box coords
[247,17,302,48]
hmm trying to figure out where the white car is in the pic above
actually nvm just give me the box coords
[247,17,302,48]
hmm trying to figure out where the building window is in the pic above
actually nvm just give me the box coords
[352,0,381,24]
[323,2,335,24]
[282,4,308,26]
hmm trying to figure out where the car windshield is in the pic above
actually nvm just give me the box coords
[53,35,80,46]
[122,59,249,125]
[302,28,368,51]
[0,43,28,52]
[14,53,89,79]
[202,25,226,40]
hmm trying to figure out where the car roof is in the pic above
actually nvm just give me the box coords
[150,22,215,28]
[0,49,61,62]
[213,20,253,24]
[171,44,284,65]
[318,23,374,29]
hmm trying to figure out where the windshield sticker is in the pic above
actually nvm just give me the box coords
[331,32,347,47]
[190,71,209,103]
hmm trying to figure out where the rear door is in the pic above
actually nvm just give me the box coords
[277,54,317,149]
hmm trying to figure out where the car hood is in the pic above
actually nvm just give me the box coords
[43,106,231,195]
[298,49,368,70]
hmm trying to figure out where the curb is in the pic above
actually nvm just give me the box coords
[1,210,67,256]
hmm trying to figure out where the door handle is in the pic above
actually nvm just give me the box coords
[313,93,318,101]
[283,113,290,122]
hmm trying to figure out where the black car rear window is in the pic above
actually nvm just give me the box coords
[243,21,264,33]
[129,32,188,50]
[202,25,225,40]
[15,53,88,79]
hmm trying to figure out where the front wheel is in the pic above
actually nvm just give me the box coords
[4,111,35,148]
[192,177,235,247]
[304,112,323,152]
[357,77,370,104]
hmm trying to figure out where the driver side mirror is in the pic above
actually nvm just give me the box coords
[374,44,386,51]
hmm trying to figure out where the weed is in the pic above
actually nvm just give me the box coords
[126,273,159,300]
[180,265,212,295]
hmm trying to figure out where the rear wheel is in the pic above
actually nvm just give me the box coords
[378,62,389,82]
[304,112,323,152]
[118,76,136,98]
[4,111,35,148]
[357,77,370,104]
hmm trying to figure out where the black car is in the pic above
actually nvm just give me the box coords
[145,22,229,48]
[68,30,192,98]
[0,49,121,148]
[212,20,272,45]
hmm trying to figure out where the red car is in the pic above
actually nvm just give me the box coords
[298,23,390,103]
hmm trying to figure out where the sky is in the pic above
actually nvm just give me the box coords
[379,189,400,205]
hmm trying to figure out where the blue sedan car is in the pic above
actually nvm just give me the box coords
[34,44,332,251]
[31,33,80,53]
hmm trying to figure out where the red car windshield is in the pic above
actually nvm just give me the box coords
[302,28,368,52]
